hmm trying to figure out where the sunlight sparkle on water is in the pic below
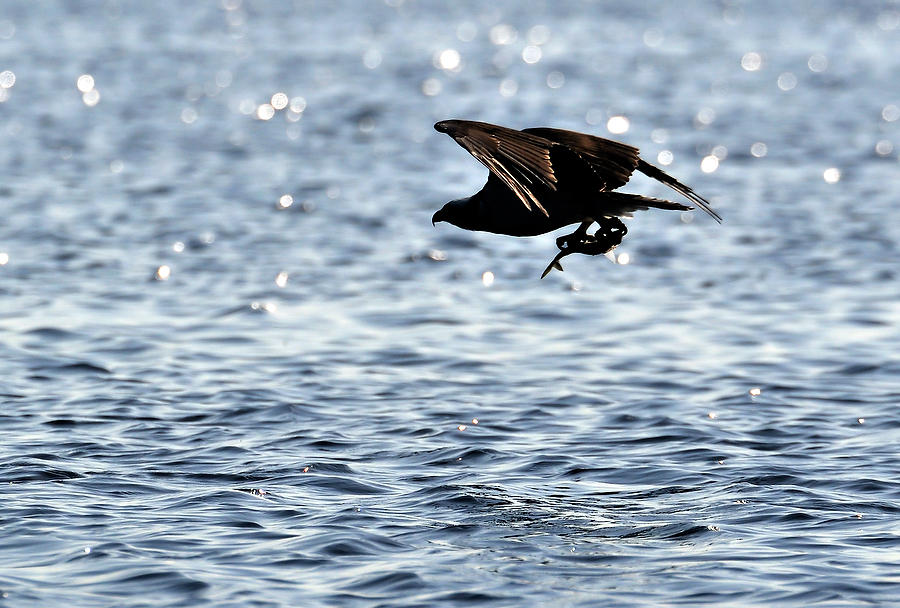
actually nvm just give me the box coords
[278,194,293,209]
[0,252,8,265]
[607,116,629,134]
[490,24,517,45]
[0,70,14,88]
[875,140,893,156]
[76,74,95,93]
[155,265,171,281]
[435,49,461,72]
[499,78,518,97]
[482,271,494,287]
[528,24,550,45]
[83,89,100,107]
[422,78,441,96]
[275,271,288,288]
[546,71,564,88]
[657,150,674,166]
[616,252,630,265]
[808,53,828,72]
[882,104,900,122]
[777,72,797,91]
[289,97,306,113]
[695,107,715,127]
[741,51,762,71]
[701,155,719,173]
[522,45,542,64]
[215,70,232,88]
[751,142,768,157]
[363,48,382,69]
[256,104,275,120]
[270,92,288,110]
[238,99,255,115]
[250,301,277,313]
[749,387,762,396]
[823,167,841,183]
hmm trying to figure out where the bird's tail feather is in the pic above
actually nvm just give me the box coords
[603,192,692,216]
[636,160,722,223]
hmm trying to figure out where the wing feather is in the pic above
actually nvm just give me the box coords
[435,120,557,216]
[523,127,640,191]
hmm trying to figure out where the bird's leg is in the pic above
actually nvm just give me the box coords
[592,216,627,243]
[555,220,594,250]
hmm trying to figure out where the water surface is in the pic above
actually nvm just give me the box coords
[2,1,899,606]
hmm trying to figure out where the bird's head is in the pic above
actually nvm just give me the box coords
[432,196,476,229]
[433,120,458,134]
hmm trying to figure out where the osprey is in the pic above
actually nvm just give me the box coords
[431,120,721,277]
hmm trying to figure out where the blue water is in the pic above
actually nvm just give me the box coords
[2,1,899,606]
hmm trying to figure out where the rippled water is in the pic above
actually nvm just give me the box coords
[2,1,900,606]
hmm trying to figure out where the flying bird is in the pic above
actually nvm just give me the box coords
[431,119,721,277]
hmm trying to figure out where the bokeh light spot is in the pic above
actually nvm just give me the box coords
[489,24,517,45]
[499,78,518,97]
[256,104,275,120]
[808,53,827,72]
[436,48,461,71]
[522,45,542,64]
[700,155,719,173]
[546,71,564,89]
[76,74,95,93]
[270,92,288,110]
[777,72,797,91]
[422,78,441,96]
[741,51,762,71]
[606,115,629,134]
[82,89,100,107]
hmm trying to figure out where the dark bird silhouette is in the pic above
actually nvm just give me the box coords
[431,119,721,277]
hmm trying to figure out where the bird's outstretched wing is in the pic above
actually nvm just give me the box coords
[435,120,557,216]
[522,127,640,192]
[525,127,722,223]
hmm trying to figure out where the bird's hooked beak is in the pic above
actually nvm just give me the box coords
[432,209,444,226]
